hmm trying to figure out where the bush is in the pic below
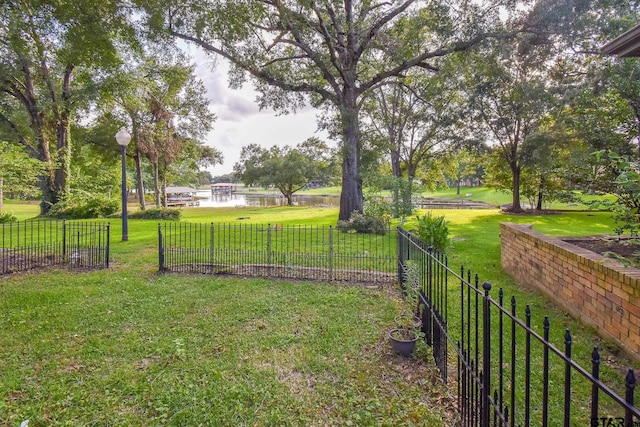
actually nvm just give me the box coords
[47,193,119,219]
[589,151,640,236]
[129,208,181,221]
[363,196,393,223]
[336,211,388,234]
[0,211,17,223]
[413,212,451,253]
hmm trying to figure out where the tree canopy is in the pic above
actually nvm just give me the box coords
[234,138,334,205]
[140,0,577,219]
[0,0,136,213]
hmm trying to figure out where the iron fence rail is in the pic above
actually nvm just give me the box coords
[0,220,110,274]
[397,226,640,427]
[159,223,396,283]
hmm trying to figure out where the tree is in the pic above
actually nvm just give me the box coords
[98,54,219,207]
[363,67,462,215]
[0,141,45,208]
[234,138,333,205]
[444,148,482,195]
[165,140,222,191]
[0,0,134,214]
[463,31,563,212]
[141,0,566,220]
[602,59,640,156]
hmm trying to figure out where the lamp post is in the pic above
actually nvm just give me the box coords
[115,129,131,241]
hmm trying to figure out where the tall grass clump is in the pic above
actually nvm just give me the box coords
[336,211,389,234]
[413,212,451,253]
[129,207,181,221]
[0,211,17,223]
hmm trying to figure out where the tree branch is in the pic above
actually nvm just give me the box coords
[361,29,522,94]
[168,28,337,103]
[0,112,39,158]
[356,0,416,58]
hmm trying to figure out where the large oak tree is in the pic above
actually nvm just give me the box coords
[0,0,135,214]
[141,0,568,220]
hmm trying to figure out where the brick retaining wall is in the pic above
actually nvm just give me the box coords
[500,222,640,360]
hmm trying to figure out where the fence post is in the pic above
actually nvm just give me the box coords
[397,228,401,283]
[267,223,272,265]
[209,223,215,271]
[626,369,636,427]
[106,223,110,268]
[482,281,492,427]
[590,347,600,426]
[564,329,572,427]
[158,223,164,272]
[62,220,66,258]
[543,316,551,427]
[329,225,334,279]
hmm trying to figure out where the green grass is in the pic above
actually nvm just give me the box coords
[0,200,40,221]
[1,200,637,425]
[292,185,609,211]
[0,270,452,425]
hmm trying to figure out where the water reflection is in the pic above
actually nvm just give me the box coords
[196,191,339,208]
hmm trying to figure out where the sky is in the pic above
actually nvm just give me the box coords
[188,46,330,177]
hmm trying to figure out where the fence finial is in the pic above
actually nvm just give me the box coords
[626,369,636,391]
[482,281,491,293]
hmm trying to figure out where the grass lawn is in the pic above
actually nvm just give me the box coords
[1,200,41,221]
[1,200,638,425]
[294,185,604,210]
[0,270,453,425]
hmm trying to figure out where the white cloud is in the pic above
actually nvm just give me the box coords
[186,45,331,176]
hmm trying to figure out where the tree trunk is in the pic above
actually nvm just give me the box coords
[390,149,401,178]
[134,152,146,210]
[402,176,413,216]
[338,99,363,221]
[19,60,56,215]
[511,165,523,212]
[54,120,71,197]
[536,175,545,211]
[160,159,167,208]
[153,161,160,208]
[132,122,146,211]
[53,64,74,199]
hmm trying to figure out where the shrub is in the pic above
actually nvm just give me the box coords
[336,211,388,234]
[413,212,451,253]
[47,193,119,219]
[0,212,17,223]
[589,151,640,236]
[363,196,393,224]
[129,208,181,221]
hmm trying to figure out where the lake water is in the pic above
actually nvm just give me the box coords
[196,191,340,208]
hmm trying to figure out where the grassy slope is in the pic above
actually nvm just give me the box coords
[297,185,604,210]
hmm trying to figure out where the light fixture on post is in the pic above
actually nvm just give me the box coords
[115,129,132,242]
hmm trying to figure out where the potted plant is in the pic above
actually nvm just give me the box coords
[389,261,423,357]
[389,315,420,357]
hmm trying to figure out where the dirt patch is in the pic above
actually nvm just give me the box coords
[562,237,640,267]
[0,251,58,274]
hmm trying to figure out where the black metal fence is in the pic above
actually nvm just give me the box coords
[397,226,640,427]
[0,220,110,274]
[158,222,396,283]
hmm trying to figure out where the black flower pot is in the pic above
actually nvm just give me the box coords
[389,328,418,357]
